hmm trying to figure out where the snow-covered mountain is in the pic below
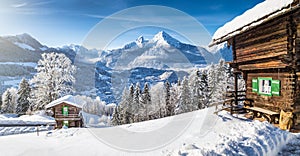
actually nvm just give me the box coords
[3,33,47,52]
[100,31,216,69]
[0,32,232,103]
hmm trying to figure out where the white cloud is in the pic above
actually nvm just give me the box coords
[11,2,27,8]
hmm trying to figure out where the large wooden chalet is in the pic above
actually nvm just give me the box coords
[46,95,83,128]
[210,0,300,130]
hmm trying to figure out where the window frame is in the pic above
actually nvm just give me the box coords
[257,77,272,96]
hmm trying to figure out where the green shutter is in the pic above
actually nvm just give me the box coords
[62,106,68,116]
[252,78,258,92]
[271,80,280,96]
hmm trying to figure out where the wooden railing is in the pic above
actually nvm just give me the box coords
[54,113,80,118]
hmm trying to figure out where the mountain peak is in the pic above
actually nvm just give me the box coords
[136,36,145,43]
[152,31,180,48]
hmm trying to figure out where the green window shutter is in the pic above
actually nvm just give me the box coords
[252,78,258,92]
[271,80,280,96]
[62,106,68,116]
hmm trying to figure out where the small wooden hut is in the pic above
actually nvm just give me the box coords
[210,0,300,129]
[46,95,83,128]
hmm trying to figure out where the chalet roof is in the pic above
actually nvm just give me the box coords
[210,0,297,46]
[45,95,83,109]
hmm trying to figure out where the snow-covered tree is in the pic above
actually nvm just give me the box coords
[176,76,191,114]
[213,59,229,103]
[170,82,180,115]
[1,87,18,113]
[118,86,132,124]
[189,70,202,111]
[133,83,141,122]
[165,81,174,116]
[140,83,151,121]
[150,82,166,119]
[199,71,209,108]
[111,105,121,125]
[16,78,31,114]
[206,59,233,106]
[29,53,76,110]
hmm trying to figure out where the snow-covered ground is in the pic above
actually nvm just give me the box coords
[0,107,297,156]
[0,114,55,136]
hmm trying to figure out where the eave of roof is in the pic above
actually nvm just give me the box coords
[209,0,298,47]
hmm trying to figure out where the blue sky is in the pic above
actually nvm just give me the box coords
[0,0,264,48]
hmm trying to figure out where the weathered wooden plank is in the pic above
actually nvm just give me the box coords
[236,29,287,47]
[237,42,287,55]
[236,36,288,53]
[239,60,287,70]
[237,51,287,63]
[235,16,288,43]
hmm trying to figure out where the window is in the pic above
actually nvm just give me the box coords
[258,77,272,96]
[62,106,68,116]
[252,77,280,96]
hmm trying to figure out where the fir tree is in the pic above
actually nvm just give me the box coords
[1,88,17,113]
[133,83,141,122]
[140,83,151,121]
[118,87,130,124]
[16,78,31,114]
[111,106,121,126]
[199,71,209,108]
[165,81,174,116]
[189,70,201,111]
[177,76,191,114]
[170,83,180,115]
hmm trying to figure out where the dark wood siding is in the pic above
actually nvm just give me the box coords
[231,8,300,127]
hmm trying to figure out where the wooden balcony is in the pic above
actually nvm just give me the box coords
[54,113,81,121]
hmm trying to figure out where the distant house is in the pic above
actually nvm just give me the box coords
[210,0,300,129]
[45,95,83,128]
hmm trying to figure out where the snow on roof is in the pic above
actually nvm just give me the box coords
[45,95,83,109]
[210,0,296,46]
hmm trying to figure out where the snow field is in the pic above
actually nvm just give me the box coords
[0,107,295,156]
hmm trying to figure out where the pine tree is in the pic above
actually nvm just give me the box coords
[133,83,141,122]
[177,76,191,114]
[199,71,209,108]
[140,83,151,121]
[165,81,174,116]
[189,70,201,111]
[16,78,31,114]
[1,90,12,113]
[111,106,121,126]
[118,87,130,124]
[128,84,134,122]
[1,88,17,113]
[170,83,180,115]
[29,52,76,110]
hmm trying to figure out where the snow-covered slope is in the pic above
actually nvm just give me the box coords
[0,107,293,156]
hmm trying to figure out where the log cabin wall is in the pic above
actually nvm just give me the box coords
[294,8,300,126]
[232,8,300,126]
